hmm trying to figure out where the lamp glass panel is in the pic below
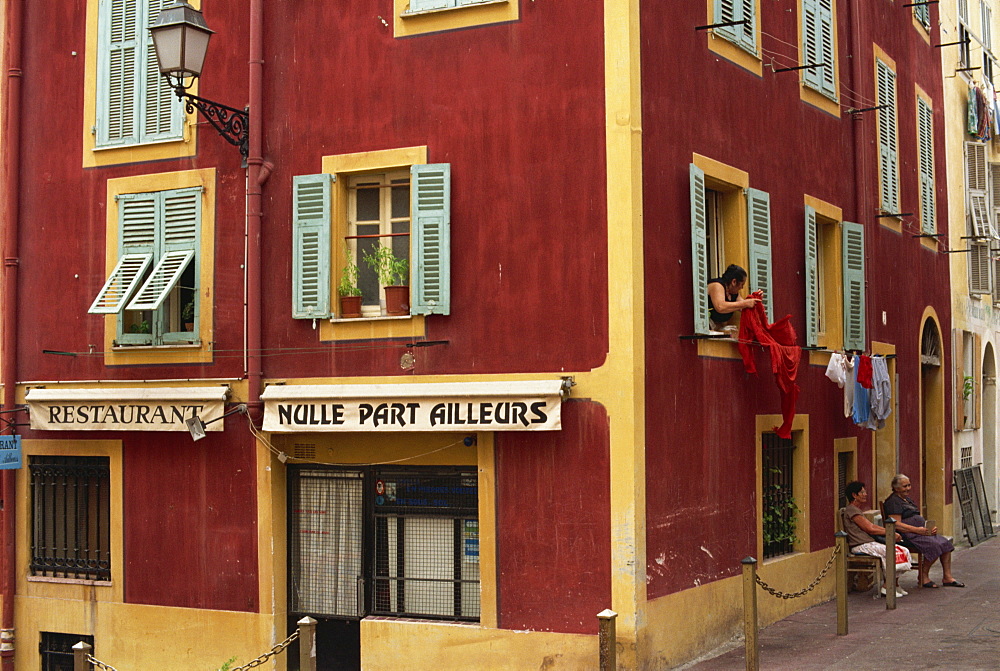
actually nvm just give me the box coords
[152,25,185,73]
[182,29,212,76]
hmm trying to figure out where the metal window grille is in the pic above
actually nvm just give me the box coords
[30,457,111,581]
[40,632,93,671]
[372,469,479,621]
[961,446,973,469]
[837,451,850,507]
[762,434,796,559]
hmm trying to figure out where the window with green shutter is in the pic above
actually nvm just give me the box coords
[876,59,899,215]
[802,0,836,99]
[96,0,184,148]
[714,0,758,55]
[408,0,497,12]
[690,164,710,335]
[89,187,202,345]
[804,206,820,347]
[917,98,936,234]
[291,163,451,320]
[842,221,865,351]
[747,188,773,323]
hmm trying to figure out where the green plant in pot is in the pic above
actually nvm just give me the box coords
[338,255,363,318]
[362,245,410,316]
[181,298,195,330]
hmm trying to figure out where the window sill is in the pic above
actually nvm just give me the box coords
[401,0,507,17]
[112,341,202,351]
[329,315,413,323]
[93,136,186,152]
[28,576,112,587]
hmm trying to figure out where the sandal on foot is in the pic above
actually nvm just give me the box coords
[942,580,965,587]
[922,581,939,588]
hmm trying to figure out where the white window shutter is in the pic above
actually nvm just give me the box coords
[989,163,1000,236]
[690,164,710,334]
[966,142,990,236]
[88,253,154,314]
[992,241,1000,305]
[126,250,195,310]
[411,164,451,315]
[969,241,993,295]
[842,221,865,351]
[747,188,773,323]
[100,0,140,144]
[804,206,820,346]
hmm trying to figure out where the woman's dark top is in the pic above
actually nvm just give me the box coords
[883,493,955,562]
[708,278,736,326]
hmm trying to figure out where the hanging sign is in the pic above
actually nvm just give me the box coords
[0,436,21,470]
[26,387,229,432]
[261,380,568,433]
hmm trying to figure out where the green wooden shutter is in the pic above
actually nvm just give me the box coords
[802,0,822,91]
[738,0,756,52]
[747,188,773,323]
[89,192,157,313]
[918,99,936,234]
[411,0,453,10]
[804,205,820,346]
[141,0,183,141]
[411,164,451,315]
[876,60,898,213]
[812,0,836,98]
[842,221,865,351]
[690,164,709,335]
[292,174,333,319]
[915,4,930,29]
[126,188,201,311]
[98,0,140,145]
[714,0,755,54]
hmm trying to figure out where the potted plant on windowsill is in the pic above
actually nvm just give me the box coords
[363,246,409,316]
[338,256,363,318]
[181,298,195,331]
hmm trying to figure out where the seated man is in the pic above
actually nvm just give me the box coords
[842,480,912,597]
[884,473,963,589]
[707,264,762,332]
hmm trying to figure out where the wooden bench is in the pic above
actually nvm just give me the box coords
[838,507,883,598]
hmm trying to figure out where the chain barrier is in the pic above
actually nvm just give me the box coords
[227,629,300,671]
[87,654,119,671]
[83,628,300,671]
[754,543,841,599]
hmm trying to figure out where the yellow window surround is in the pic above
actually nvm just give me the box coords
[704,0,763,77]
[394,0,518,38]
[102,169,216,366]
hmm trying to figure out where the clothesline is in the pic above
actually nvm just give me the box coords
[680,335,897,359]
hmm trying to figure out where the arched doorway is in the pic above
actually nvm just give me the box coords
[920,317,947,531]
[983,343,997,524]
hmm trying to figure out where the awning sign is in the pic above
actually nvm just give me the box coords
[261,380,567,432]
[26,387,229,432]
[0,436,21,469]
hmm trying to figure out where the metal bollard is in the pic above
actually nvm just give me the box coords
[298,616,317,671]
[72,641,92,671]
[885,519,896,610]
[597,609,617,671]
[741,557,759,671]
[835,531,848,635]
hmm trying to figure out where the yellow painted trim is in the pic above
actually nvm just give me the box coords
[871,341,898,502]
[319,147,429,342]
[918,307,949,535]
[393,0,518,38]
[873,45,901,225]
[102,169,217,366]
[644,546,834,669]
[361,619,595,669]
[82,0,199,167]
[833,437,857,526]
[17,440,124,605]
[692,153,750,189]
[476,432,497,627]
[796,0,841,117]
[755,414,810,560]
[705,0,764,77]
[805,195,844,356]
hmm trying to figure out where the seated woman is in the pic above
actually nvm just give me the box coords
[884,473,963,589]
[706,264,762,332]
[842,480,912,597]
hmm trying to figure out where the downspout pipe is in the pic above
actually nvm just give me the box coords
[1,0,24,665]
[246,0,264,415]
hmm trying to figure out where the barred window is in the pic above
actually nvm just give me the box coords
[40,632,93,671]
[762,434,797,559]
[30,457,111,581]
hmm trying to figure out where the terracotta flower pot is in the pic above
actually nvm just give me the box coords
[384,286,410,316]
[339,295,362,318]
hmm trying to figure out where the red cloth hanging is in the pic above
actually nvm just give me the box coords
[857,354,873,389]
[737,292,802,439]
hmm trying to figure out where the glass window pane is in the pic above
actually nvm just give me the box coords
[356,183,380,221]
[357,225,380,305]
[391,182,410,219]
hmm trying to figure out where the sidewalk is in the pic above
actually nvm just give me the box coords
[683,535,1000,670]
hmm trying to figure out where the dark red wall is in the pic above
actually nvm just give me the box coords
[496,401,611,634]
[640,2,952,599]
[122,419,259,611]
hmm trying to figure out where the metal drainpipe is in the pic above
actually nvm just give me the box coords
[246,0,264,416]
[1,0,24,665]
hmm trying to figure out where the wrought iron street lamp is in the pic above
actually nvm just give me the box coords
[150,1,249,160]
